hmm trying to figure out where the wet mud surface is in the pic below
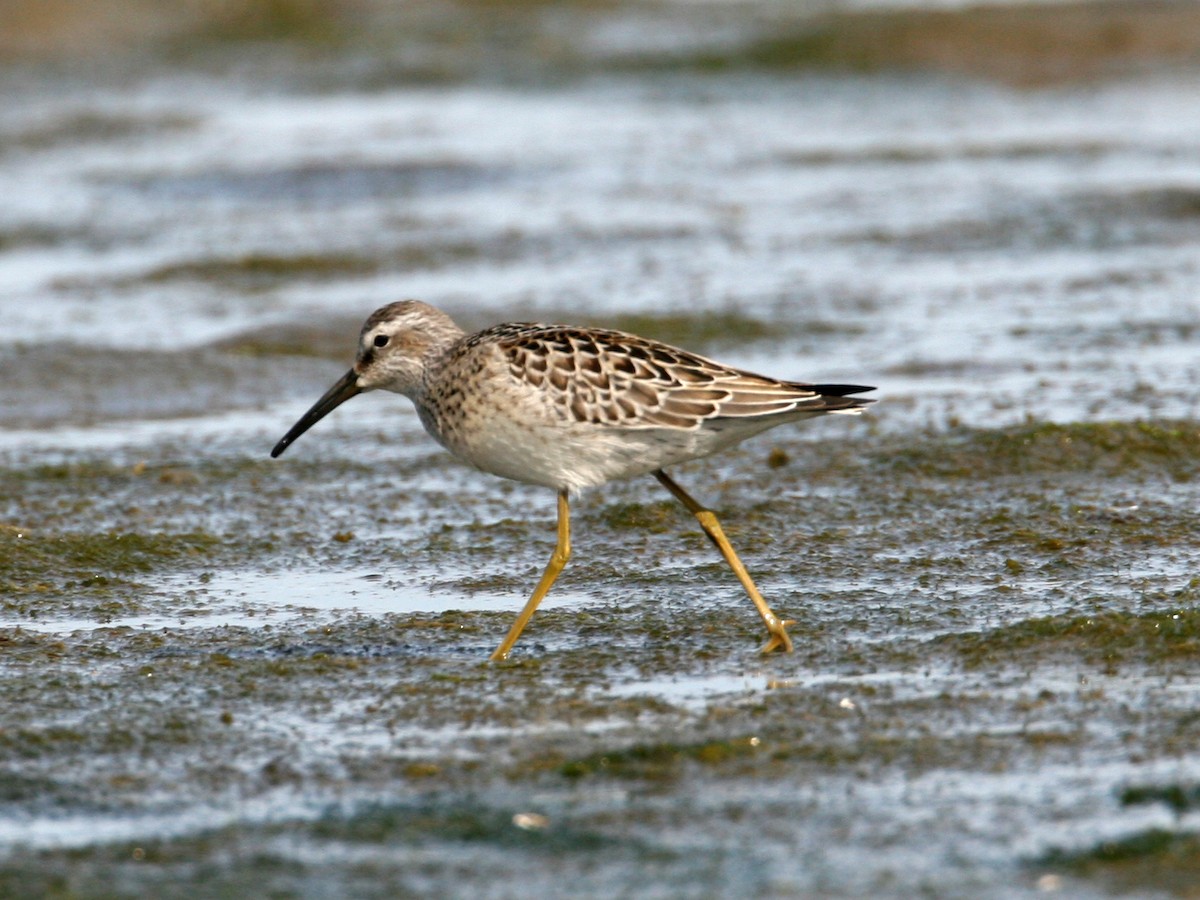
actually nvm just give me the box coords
[3,0,1200,896]
[2,419,1198,897]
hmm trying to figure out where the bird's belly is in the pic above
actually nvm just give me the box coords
[434,413,722,493]
[419,386,813,493]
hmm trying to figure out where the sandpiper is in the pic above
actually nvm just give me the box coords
[271,300,874,660]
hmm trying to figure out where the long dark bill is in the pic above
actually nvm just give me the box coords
[270,369,362,458]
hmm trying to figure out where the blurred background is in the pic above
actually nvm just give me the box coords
[2,0,1199,439]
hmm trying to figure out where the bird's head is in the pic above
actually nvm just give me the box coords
[270,300,463,458]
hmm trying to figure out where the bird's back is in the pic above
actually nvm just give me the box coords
[415,322,874,492]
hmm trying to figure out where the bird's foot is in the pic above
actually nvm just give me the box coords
[759,619,796,654]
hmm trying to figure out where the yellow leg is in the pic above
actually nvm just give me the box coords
[490,490,572,661]
[653,470,794,654]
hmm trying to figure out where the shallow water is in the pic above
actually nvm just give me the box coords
[3,1,1200,896]
[5,71,1200,433]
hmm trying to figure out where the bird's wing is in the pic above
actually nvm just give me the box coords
[491,324,870,429]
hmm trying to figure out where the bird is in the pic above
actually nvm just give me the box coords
[271,300,874,660]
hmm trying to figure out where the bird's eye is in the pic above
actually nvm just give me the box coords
[373,334,389,348]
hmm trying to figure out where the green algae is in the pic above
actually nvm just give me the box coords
[596,310,791,349]
[1045,827,1188,865]
[16,0,1196,89]
[607,1,1200,86]
[193,0,356,45]
[218,332,352,360]
[558,735,762,780]
[597,501,677,534]
[140,252,383,286]
[0,529,222,602]
[1121,784,1200,816]
[134,240,496,291]
[973,498,1200,568]
[1040,829,1200,895]
[939,602,1200,671]
[881,420,1200,480]
[308,802,623,852]
[5,112,198,153]
[69,237,506,302]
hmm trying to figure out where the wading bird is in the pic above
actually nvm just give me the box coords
[272,301,874,660]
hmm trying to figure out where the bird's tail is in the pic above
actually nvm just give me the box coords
[810,384,876,414]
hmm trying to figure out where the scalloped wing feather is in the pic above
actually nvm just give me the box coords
[489,325,870,430]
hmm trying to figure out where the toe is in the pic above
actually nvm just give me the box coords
[759,619,795,654]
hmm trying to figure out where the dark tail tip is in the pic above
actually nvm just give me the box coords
[812,384,876,397]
